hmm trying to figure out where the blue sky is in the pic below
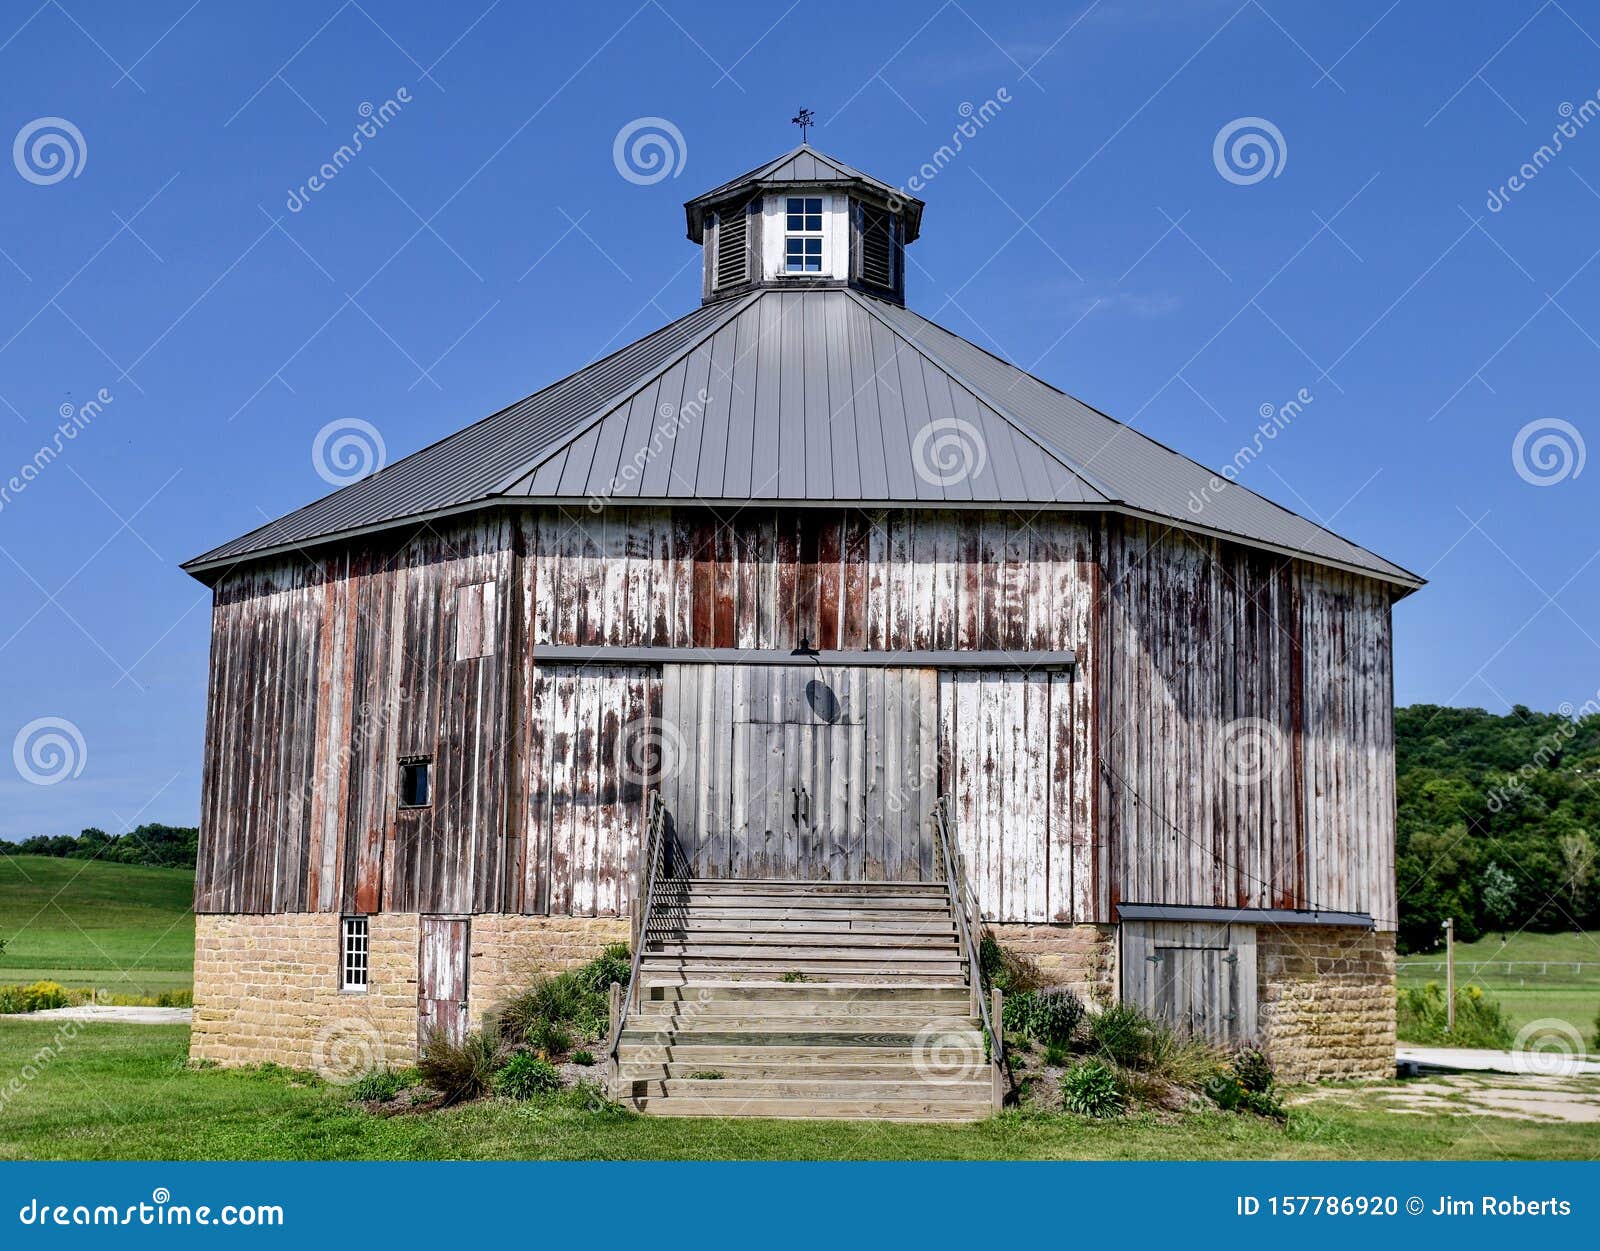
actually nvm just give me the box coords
[2,0,1598,836]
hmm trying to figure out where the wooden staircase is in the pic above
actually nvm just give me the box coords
[610,879,995,1121]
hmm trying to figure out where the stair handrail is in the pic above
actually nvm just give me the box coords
[607,791,666,1064]
[931,794,1003,1093]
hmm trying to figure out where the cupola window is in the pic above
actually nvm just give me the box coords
[784,196,825,273]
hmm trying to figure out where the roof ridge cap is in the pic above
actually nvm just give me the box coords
[842,289,1118,503]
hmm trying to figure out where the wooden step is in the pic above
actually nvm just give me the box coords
[641,961,966,980]
[651,917,957,935]
[641,970,968,988]
[647,932,958,952]
[628,1077,990,1099]
[639,982,971,1004]
[625,1013,982,1032]
[615,1043,939,1065]
[621,1096,988,1121]
[636,998,970,1019]
[619,1028,980,1048]
[617,1060,947,1081]
[654,905,954,922]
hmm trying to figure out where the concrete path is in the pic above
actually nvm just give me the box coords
[1398,1045,1600,1076]
[25,1005,191,1024]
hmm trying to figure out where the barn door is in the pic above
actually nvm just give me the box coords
[1120,920,1257,1044]
[418,916,470,1048]
[661,664,937,880]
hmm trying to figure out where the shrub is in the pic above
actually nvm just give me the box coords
[575,943,631,995]
[494,946,631,1051]
[1087,1002,1160,1068]
[418,1030,502,1105]
[525,1016,575,1060]
[493,1052,562,1100]
[1396,982,1514,1048]
[1042,1042,1072,1068]
[350,1068,408,1103]
[1003,989,1086,1045]
[1061,1059,1124,1118]
[155,988,193,1008]
[1231,1045,1274,1094]
[0,981,73,1014]
[979,934,1043,994]
[571,1050,596,1067]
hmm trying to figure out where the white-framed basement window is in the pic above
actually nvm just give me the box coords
[340,915,370,992]
[784,196,824,273]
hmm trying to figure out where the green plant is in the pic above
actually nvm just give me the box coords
[1395,982,1514,1048]
[978,934,1043,994]
[0,981,74,1014]
[1231,1046,1274,1094]
[688,1069,724,1080]
[1087,1002,1160,1068]
[574,943,631,994]
[494,946,632,1050]
[524,1016,575,1061]
[1042,1042,1071,1067]
[571,1050,596,1067]
[1593,1005,1600,1052]
[1061,1059,1124,1118]
[1003,989,1086,1045]
[350,1068,408,1103]
[417,1030,502,1105]
[493,1052,562,1100]
[778,971,809,983]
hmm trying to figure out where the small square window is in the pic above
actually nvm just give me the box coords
[786,196,822,231]
[399,757,431,808]
[785,237,823,272]
[341,916,369,991]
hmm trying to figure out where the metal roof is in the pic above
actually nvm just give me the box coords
[683,144,923,242]
[183,286,1420,589]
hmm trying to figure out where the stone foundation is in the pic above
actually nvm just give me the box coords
[1256,925,1396,1082]
[987,923,1117,1006]
[192,912,626,1075]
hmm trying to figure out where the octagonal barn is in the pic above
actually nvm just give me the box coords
[183,144,1421,1117]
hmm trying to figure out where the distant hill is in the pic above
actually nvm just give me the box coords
[1397,704,1600,953]
[0,824,196,869]
[0,855,194,996]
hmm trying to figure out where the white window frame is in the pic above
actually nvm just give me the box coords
[783,195,826,274]
[340,915,370,992]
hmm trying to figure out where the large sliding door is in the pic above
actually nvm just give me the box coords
[661,664,937,880]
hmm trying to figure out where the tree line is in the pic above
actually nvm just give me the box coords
[0,824,197,869]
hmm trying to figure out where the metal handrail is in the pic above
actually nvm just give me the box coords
[607,792,666,1063]
[931,795,1001,1080]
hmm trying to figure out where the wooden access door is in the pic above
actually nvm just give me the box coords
[661,664,938,881]
[418,916,470,1048]
[1120,921,1257,1044]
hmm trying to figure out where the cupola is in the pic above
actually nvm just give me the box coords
[683,144,924,306]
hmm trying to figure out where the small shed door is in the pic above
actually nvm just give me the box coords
[418,916,470,1048]
[662,664,937,880]
[1120,920,1257,1044]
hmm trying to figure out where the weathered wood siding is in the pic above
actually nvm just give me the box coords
[195,506,1395,930]
[1100,519,1396,928]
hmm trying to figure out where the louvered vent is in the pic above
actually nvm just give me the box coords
[715,201,749,289]
[860,207,895,289]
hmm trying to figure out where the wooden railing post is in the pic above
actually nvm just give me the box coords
[991,986,1004,1111]
[607,981,622,1096]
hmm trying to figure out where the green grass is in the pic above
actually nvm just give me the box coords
[0,1021,1592,1161]
[0,855,194,997]
[1397,929,1600,1046]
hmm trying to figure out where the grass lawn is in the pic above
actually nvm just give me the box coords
[0,856,194,998]
[0,1020,1592,1161]
[1397,929,1600,1046]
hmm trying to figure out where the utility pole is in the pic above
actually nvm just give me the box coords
[1443,917,1455,1033]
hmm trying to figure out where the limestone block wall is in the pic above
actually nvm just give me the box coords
[1257,925,1396,1082]
[988,922,1117,1005]
[192,913,626,1075]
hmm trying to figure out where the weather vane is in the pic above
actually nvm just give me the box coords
[791,108,815,142]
